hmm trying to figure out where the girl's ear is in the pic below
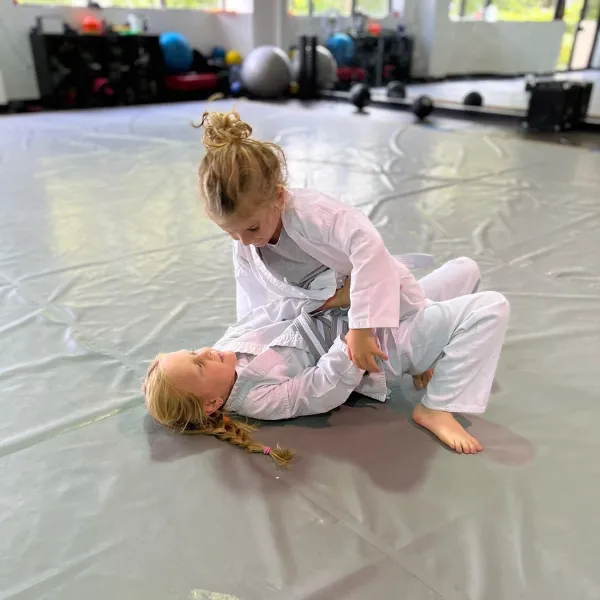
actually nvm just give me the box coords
[275,186,286,209]
[203,396,224,415]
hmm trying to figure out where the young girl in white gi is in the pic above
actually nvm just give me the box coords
[143,259,508,466]
[196,110,438,376]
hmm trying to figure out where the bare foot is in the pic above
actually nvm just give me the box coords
[412,403,483,454]
[413,369,434,390]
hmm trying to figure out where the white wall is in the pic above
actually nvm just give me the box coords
[428,20,565,77]
[0,3,252,101]
[424,0,565,77]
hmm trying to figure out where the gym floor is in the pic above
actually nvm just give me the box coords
[2,99,600,600]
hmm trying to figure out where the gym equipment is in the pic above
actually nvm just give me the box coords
[81,15,102,35]
[463,91,483,107]
[30,31,165,109]
[230,80,243,97]
[386,80,406,99]
[413,95,434,120]
[525,80,593,132]
[326,33,355,68]
[367,21,382,36]
[349,83,370,111]
[211,46,226,61]
[240,45,292,99]
[292,44,337,91]
[352,31,414,88]
[159,32,193,73]
[225,50,242,66]
[294,35,318,99]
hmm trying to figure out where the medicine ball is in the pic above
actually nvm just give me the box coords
[386,80,406,99]
[413,95,434,120]
[349,83,371,111]
[463,91,483,107]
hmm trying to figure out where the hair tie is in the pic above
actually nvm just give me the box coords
[263,446,271,455]
[223,416,231,424]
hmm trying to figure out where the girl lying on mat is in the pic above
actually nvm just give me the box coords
[143,258,509,467]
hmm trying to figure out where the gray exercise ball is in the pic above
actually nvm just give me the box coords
[292,44,338,90]
[241,45,292,99]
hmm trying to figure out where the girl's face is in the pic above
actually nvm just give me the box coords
[160,348,238,414]
[215,190,284,248]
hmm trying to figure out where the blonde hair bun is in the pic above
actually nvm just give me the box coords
[200,110,252,150]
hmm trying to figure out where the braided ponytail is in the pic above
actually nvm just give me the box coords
[185,414,295,468]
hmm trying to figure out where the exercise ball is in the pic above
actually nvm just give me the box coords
[463,91,483,107]
[349,83,370,111]
[413,95,434,120]
[241,45,292,99]
[159,32,193,73]
[292,45,337,90]
[226,50,242,66]
[211,46,226,61]
[386,80,406,99]
[81,15,102,34]
[326,33,355,67]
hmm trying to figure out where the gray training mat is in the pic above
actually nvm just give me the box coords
[1,101,600,600]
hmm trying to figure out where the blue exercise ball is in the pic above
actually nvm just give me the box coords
[159,32,193,73]
[326,33,355,67]
[212,46,226,61]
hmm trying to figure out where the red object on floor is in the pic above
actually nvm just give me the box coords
[336,67,366,82]
[93,78,114,96]
[383,65,395,79]
[165,73,219,92]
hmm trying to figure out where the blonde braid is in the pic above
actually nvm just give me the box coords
[210,416,295,468]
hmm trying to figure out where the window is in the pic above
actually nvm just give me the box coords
[289,0,310,14]
[163,0,220,9]
[450,0,559,22]
[289,0,390,17]
[355,0,389,17]
[17,0,246,10]
[312,0,352,15]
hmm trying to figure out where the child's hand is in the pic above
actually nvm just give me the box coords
[319,276,351,311]
[345,328,388,373]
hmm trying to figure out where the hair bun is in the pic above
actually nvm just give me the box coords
[199,110,252,150]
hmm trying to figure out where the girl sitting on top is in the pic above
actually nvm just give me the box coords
[143,258,507,465]
[196,110,437,375]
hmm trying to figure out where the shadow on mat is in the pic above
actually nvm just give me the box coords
[141,376,533,489]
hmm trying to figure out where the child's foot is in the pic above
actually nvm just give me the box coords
[413,369,434,390]
[412,403,483,454]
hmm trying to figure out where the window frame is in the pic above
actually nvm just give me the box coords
[290,0,392,18]
[16,0,248,11]
[454,0,566,21]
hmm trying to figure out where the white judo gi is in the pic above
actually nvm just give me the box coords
[215,258,509,421]
[233,188,433,328]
